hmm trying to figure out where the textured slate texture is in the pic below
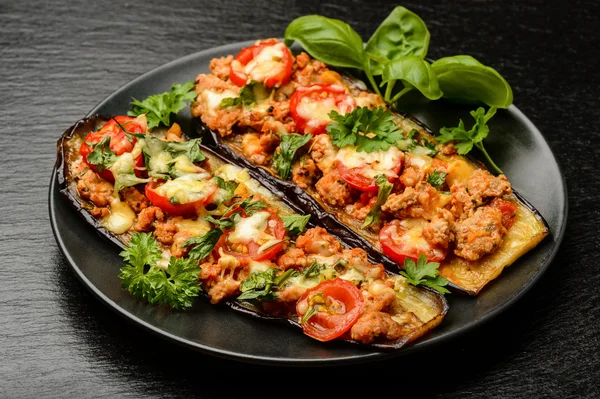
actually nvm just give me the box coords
[0,0,598,397]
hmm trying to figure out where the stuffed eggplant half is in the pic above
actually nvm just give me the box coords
[190,38,549,295]
[56,114,448,349]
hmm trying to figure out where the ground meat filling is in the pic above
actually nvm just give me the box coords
[315,170,354,207]
[241,132,280,166]
[134,206,164,232]
[423,216,454,249]
[121,187,149,213]
[292,157,320,189]
[295,226,342,257]
[77,170,113,207]
[350,311,405,344]
[454,206,507,261]
[467,170,512,206]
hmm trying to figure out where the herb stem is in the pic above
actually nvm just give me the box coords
[475,142,503,174]
[390,86,413,103]
[365,68,382,97]
[384,80,396,103]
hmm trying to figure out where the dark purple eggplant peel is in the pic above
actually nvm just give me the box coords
[55,115,448,350]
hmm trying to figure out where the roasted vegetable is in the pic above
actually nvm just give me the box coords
[195,103,549,296]
[56,115,448,349]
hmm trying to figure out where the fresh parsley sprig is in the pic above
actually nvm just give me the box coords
[85,136,116,172]
[326,106,404,153]
[129,81,197,129]
[119,232,202,310]
[399,254,450,295]
[273,133,312,180]
[280,214,311,236]
[437,106,502,174]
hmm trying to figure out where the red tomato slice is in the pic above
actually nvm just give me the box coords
[490,198,518,230]
[229,42,293,88]
[289,84,356,135]
[145,179,218,216]
[296,278,363,342]
[216,209,286,262]
[79,116,147,182]
[337,148,403,192]
[380,219,447,266]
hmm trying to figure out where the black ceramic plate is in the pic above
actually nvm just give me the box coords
[49,41,567,366]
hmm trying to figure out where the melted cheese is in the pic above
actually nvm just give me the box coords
[175,218,211,237]
[244,44,285,81]
[296,96,338,125]
[102,198,136,234]
[153,174,216,204]
[336,146,403,178]
[228,211,272,245]
[203,89,238,116]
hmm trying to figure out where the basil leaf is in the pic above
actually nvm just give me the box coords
[272,133,312,180]
[365,6,430,75]
[284,15,367,70]
[213,176,239,201]
[432,55,513,108]
[382,56,442,101]
[362,174,394,228]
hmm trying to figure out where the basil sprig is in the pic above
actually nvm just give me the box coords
[284,6,512,109]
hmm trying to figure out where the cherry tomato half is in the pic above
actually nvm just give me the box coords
[296,278,363,342]
[216,209,286,262]
[145,178,218,216]
[380,219,447,266]
[336,147,404,192]
[79,116,147,182]
[229,41,293,88]
[289,84,356,135]
[489,198,518,230]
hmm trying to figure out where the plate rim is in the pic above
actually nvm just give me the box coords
[49,40,569,366]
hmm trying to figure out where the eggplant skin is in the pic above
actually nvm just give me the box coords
[56,115,448,351]
[195,114,550,296]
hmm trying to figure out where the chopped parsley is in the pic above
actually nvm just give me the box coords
[399,254,450,295]
[272,133,313,180]
[362,174,394,228]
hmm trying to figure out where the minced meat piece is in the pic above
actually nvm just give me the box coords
[296,227,342,257]
[241,132,280,166]
[467,169,513,206]
[292,157,320,190]
[315,171,353,207]
[350,311,404,344]
[423,216,454,249]
[120,187,149,213]
[309,134,338,175]
[77,170,113,207]
[133,206,164,232]
[209,55,233,81]
[454,206,507,261]
[276,247,309,270]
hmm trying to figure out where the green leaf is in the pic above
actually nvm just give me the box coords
[113,173,149,193]
[432,56,513,108]
[426,169,447,187]
[399,254,449,295]
[365,6,430,75]
[238,196,268,216]
[237,268,297,301]
[118,232,202,310]
[86,136,116,172]
[362,174,394,228]
[327,106,404,153]
[301,260,326,279]
[182,229,223,261]
[284,15,367,70]
[272,133,313,180]
[220,82,263,109]
[382,56,442,101]
[213,176,239,201]
[280,214,311,235]
[437,106,502,173]
[128,81,196,129]
[203,215,237,231]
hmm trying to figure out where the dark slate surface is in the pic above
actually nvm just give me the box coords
[0,0,598,397]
